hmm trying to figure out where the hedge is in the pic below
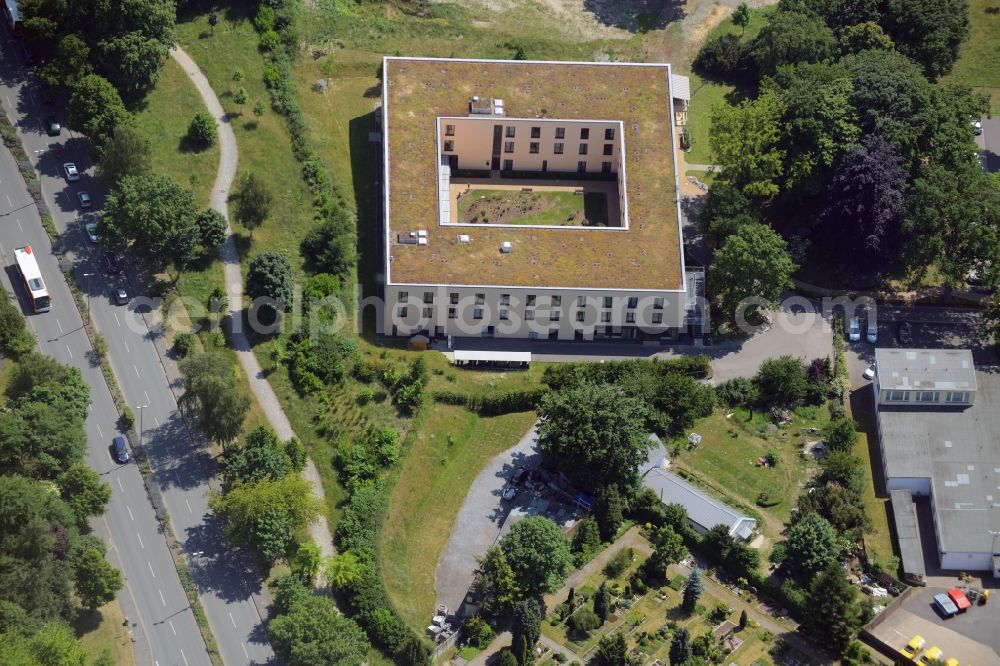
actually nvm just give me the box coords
[542,356,711,390]
[430,387,548,415]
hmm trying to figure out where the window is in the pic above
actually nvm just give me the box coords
[576,311,585,322]
[398,306,409,318]
[652,313,663,324]
[946,391,969,403]
[423,291,434,304]
[398,291,409,302]
[603,296,613,309]
[526,295,536,306]
[500,309,509,321]
[503,159,513,171]
[601,311,611,323]
[505,126,516,138]
[525,310,535,321]
[444,140,454,152]
[531,126,541,138]
[626,312,636,323]
[550,311,561,322]
[579,143,588,155]
[602,161,612,174]
[422,307,433,319]
[653,297,664,310]
[577,161,587,173]
[475,293,485,305]
[473,307,484,320]
[445,124,455,136]
[627,296,638,309]
[554,142,564,154]
[580,128,590,140]
[555,127,565,139]
[886,390,909,402]
[551,295,562,306]
[504,141,515,153]
[603,143,613,155]
[530,142,540,154]
[448,308,457,319]
[500,294,510,306]
[450,292,459,305]
[577,295,586,307]
[604,128,615,141]
[917,391,939,402]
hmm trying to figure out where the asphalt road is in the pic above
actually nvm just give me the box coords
[0,37,273,665]
[975,115,999,173]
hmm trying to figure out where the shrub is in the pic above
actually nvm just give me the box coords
[715,376,759,407]
[186,111,217,149]
[461,615,495,649]
[823,417,858,452]
[695,33,746,78]
[603,547,634,578]
[173,332,196,358]
[567,608,600,635]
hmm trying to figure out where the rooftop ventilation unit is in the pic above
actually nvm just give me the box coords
[417,229,428,238]
[458,234,471,245]
[417,237,428,247]
[500,241,512,254]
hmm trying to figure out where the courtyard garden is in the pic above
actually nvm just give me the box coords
[457,189,610,227]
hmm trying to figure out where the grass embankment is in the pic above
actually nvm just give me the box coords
[947,0,1000,113]
[73,601,137,666]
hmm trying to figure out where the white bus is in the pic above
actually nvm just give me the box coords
[13,245,50,312]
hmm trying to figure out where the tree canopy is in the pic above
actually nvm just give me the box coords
[709,223,797,321]
[785,512,838,576]
[751,11,837,77]
[178,352,251,444]
[710,92,786,197]
[802,563,862,655]
[246,251,295,310]
[269,575,370,666]
[498,516,573,596]
[97,124,151,187]
[101,173,199,265]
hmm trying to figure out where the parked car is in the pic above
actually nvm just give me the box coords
[899,321,913,345]
[102,252,122,275]
[511,467,527,485]
[84,222,99,243]
[501,486,517,501]
[932,593,958,618]
[112,435,130,464]
[916,647,943,665]
[900,635,925,660]
[46,116,61,136]
[863,363,876,381]
[77,191,92,208]
[947,588,971,612]
[848,317,861,342]
[973,119,983,135]
[63,162,80,181]
[114,287,129,306]
[866,317,877,344]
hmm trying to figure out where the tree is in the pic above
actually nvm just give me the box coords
[461,615,495,648]
[820,450,867,495]
[694,33,746,79]
[682,568,704,613]
[68,75,131,158]
[594,484,625,541]
[290,541,322,584]
[698,183,754,245]
[301,218,357,280]
[246,251,294,310]
[756,355,808,405]
[472,547,520,619]
[269,577,370,666]
[537,383,650,493]
[0,622,92,665]
[739,609,748,629]
[232,172,272,237]
[179,352,251,444]
[839,21,894,54]
[73,547,122,609]
[498,649,519,666]
[98,32,167,101]
[209,475,323,561]
[499,516,572,596]
[324,551,364,591]
[101,173,199,266]
[233,86,249,113]
[196,208,228,250]
[751,11,837,77]
[571,517,602,557]
[652,373,716,435]
[710,224,797,323]
[796,481,870,537]
[670,626,692,665]
[785,512,838,576]
[732,2,750,34]
[593,582,611,623]
[253,99,266,126]
[187,111,217,149]
[223,424,294,488]
[596,632,628,666]
[710,92,785,197]
[38,35,93,89]
[58,463,112,526]
[645,524,688,578]
[568,608,600,636]
[510,599,542,656]
[513,634,529,666]
[98,124,151,186]
[822,417,858,452]
[802,563,862,655]
[884,0,969,78]
[0,292,35,357]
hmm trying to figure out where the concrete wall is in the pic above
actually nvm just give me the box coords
[381,284,686,340]
[886,477,932,497]
[940,551,993,571]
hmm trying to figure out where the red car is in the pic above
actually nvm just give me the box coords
[947,588,971,612]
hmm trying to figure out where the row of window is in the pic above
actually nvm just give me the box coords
[399,292,665,309]
[444,124,616,141]
[397,306,664,324]
[441,141,615,157]
[883,390,970,403]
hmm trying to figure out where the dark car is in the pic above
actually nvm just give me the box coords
[46,116,61,136]
[114,287,129,305]
[102,252,122,275]
[899,321,913,345]
[510,467,527,485]
[112,436,129,463]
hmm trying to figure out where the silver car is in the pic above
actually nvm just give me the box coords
[63,162,80,182]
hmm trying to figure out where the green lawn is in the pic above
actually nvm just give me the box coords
[849,397,897,572]
[946,0,1000,113]
[456,189,609,226]
[73,600,136,666]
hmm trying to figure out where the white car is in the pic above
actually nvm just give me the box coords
[77,191,92,208]
[848,317,861,342]
[972,120,983,136]
[84,222,99,243]
[501,486,517,501]
[863,363,876,381]
[63,162,80,181]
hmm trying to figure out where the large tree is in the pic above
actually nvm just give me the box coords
[802,563,862,655]
[222,425,294,488]
[710,92,786,197]
[73,546,122,610]
[751,10,837,77]
[884,0,969,79]
[246,251,295,310]
[471,546,519,620]
[785,512,838,576]
[499,516,572,596]
[68,75,131,159]
[178,352,251,444]
[709,223,797,322]
[645,524,688,578]
[536,383,650,493]
[269,576,370,666]
[101,173,199,265]
[232,173,273,237]
[757,355,808,404]
[682,568,704,612]
[98,124,151,187]
[57,463,111,526]
[38,35,93,90]
[669,626,692,665]
[301,219,357,280]
[98,32,167,101]
[510,599,542,656]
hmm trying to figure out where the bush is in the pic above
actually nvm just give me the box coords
[757,356,808,405]
[823,417,858,452]
[461,615,495,649]
[186,111,217,149]
[0,293,34,356]
[603,547,634,578]
[715,376,759,407]
[567,608,601,635]
[695,33,746,78]
[173,332,196,358]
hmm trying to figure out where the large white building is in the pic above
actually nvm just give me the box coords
[378,57,700,341]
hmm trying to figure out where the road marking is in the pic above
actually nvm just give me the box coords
[4,95,9,107]
[169,620,176,636]
[96,423,103,437]
[65,345,73,359]
[117,477,123,492]
[123,339,129,352]
[229,612,236,628]
[137,533,144,549]
[5,194,10,207]
[126,505,134,521]
[144,391,150,404]
[158,589,165,606]
[154,417,159,426]
[147,561,155,578]
[113,312,120,326]
[16,219,22,232]
[56,319,63,333]
[133,365,140,378]
[180,649,188,666]
[185,499,192,514]
[242,643,249,659]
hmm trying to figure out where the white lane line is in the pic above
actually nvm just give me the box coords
[229,612,237,628]
[158,589,165,606]
[113,312,121,326]
[137,533,144,549]
[56,319,63,333]
[5,194,10,207]
[154,417,160,426]
[16,219,22,232]
[147,561,155,578]
[96,423,103,438]
[185,499,192,514]
[169,620,176,636]
[242,643,249,659]
[88,403,92,412]
[126,505,134,521]
[4,95,9,107]
[133,365,140,378]
[117,477,123,492]
[123,339,129,352]
[65,345,73,359]
[144,391,150,403]
[180,649,188,666]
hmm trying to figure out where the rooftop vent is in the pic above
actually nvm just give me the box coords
[417,237,428,247]
[500,241,513,254]
[458,234,471,245]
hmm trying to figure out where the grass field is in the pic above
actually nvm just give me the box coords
[947,0,1000,113]
[73,600,136,666]
[457,189,609,226]
[848,394,897,572]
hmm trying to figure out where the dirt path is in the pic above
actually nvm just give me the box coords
[170,47,336,561]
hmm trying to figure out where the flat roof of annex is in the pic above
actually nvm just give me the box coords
[382,57,684,291]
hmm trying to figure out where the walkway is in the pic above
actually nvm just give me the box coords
[170,47,335,560]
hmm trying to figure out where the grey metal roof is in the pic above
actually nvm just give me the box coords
[874,348,977,392]
[670,74,691,101]
[641,466,756,538]
[890,490,925,577]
